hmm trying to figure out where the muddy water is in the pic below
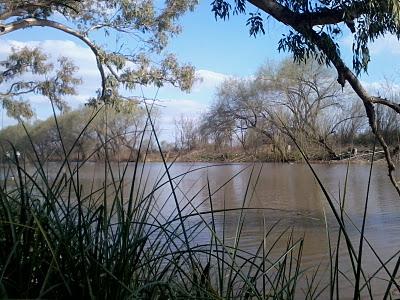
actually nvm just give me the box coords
[28,161,400,297]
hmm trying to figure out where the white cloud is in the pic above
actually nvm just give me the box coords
[0,39,101,108]
[361,80,400,97]
[0,39,95,62]
[341,33,400,55]
[128,69,232,139]
[0,39,232,103]
[0,39,99,75]
[153,98,207,140]
[0,39,102,129]
[152,71,232,140]
[194,69,230,91]
[369,35,400,55]
[161,98,205,119]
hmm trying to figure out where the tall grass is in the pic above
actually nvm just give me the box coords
[0,102,399,299]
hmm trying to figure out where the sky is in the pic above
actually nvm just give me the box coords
[1,1,400,141]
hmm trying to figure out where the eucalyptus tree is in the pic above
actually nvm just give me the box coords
[0,46,81,120]
[0,0,197,113]
[211,0,400,194]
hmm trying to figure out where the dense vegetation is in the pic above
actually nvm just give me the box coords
[0,103,150,162]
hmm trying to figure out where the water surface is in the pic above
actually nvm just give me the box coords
[10,161,400,297]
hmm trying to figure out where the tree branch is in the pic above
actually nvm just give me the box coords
[247,0,366,27]
[1,81,39,95]
[0,9,26,21]
[0,18,107,99]
[0,1,80,21]
[329,115,365,136]
[371,96,400,113]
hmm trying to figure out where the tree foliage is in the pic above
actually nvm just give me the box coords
[0,46,81,119]
[212,0,400,74]
[0,0,197,113]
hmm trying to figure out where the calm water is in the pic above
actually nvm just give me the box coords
[6,161,400,297]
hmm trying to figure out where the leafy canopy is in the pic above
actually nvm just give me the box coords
[0,46,81,120]
[0,0,198,118]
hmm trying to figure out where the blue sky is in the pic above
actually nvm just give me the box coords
[1,1,400,140]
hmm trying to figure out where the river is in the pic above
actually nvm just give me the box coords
[8,161,400,298]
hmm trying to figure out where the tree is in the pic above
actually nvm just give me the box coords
[335,101,366,145]
[211,0,400,194]
[174,114,199,151]
[0,46,81,120]
[207,59,353,161]
[375,81,400,145]
[261,59,354,160]
[0,0,196,111]
[199,102,236,150]
[90,99,149,160]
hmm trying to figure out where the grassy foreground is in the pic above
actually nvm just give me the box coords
[1,105,400,299]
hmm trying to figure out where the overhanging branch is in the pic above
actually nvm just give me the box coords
[0,18,107,99]
[247,0,366,27]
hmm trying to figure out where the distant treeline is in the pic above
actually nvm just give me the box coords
[0,102,150,162]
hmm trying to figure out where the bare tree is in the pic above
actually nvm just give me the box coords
[174,114,199,151]
[206,59,353,161]
[256,60,348,159]
[335,101,366,145]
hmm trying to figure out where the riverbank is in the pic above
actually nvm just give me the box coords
[149,147,391,164]
[3,145,393,165]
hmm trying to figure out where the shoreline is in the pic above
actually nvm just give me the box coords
[3,146,395,165]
